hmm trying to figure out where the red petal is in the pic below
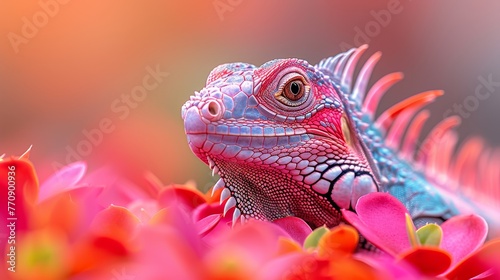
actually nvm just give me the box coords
[0,158,39,207]
[71,235,130,274]
[91,235,129,256]
[0,158,39,247]
[398,247,452,276]
[157,186,207,211]
[445,239,500,279]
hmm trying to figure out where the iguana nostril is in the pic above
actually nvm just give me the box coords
[201,100,223,121]
[208,101,218,115]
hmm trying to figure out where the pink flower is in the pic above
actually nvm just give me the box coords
[4,147,498,279]
[191,184,313,245]
[342,192,499,277]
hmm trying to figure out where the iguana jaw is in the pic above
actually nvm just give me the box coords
[206,155,345,228]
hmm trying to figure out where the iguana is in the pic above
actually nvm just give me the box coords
[181,45,500,235]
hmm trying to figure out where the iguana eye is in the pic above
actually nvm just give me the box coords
[284,79,304,101]
[275,74,310,107]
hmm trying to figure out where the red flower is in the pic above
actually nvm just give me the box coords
[343,192,499,277]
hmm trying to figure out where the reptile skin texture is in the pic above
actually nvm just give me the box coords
[182,45,499,232]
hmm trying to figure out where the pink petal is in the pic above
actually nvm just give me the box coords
[342,210,390,252]
[259,252,306,280]
[133,226,205,280]
[218,220,291,262]
[440,214,488,266]
[273,216,312,245]
[197,206,235,245]
[342,192,411,255]
[148,206,204,255]
[65,186,106,235]
[38,161,87,203]
[192,202,224,222]
[84,166,150,207]
[157,187,207,211]
[81,165,118,186]
[444,239,500,279]
[195,214,222,237]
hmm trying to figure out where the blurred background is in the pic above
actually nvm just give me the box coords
[1,1,499,191]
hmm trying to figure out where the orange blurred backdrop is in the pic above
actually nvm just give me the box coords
[1,1,499,190]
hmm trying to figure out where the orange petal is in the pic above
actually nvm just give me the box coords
[32,193,80,237]
[149,208,170,225]
[397,247,451,276]
[205,186,222,203]
[277,237,303,256]
[89,205,140,243]
[329,258,383,280]
[318,224,359,259]
[71,206,137,274]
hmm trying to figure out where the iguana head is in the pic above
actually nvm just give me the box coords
[182,47,380,228]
